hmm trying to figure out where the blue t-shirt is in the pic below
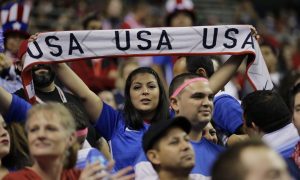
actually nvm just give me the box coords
[134,138,224,178]
[191,138,224,176]
[94,103,150,171]
[213,93,243,134]
[4,94,31,123]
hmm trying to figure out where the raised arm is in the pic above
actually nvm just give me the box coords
[53,63,103,123]
[209,54,246,94]
[0,86,30,123]
[23,33,104,123]
[209,26,259,94]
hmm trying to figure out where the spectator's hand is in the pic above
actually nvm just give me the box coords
[28,33,40,42]
[109,166,135,180]
[79,161,109,180]
[16,33,41,71]
[250,26,260,40]
[79,160,134,180]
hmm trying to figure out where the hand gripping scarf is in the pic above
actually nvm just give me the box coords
[20,25,273,103]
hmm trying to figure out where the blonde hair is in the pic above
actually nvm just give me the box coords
[26,102,79,169]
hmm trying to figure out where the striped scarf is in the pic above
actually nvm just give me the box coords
[19,25,273,103]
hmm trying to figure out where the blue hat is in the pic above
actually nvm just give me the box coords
[1,2,30,38]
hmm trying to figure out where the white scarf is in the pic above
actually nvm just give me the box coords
[21,25,273,103]
[262,123,300,157]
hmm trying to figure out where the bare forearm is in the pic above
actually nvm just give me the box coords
[53,63,103,123]
[209,54,246,94]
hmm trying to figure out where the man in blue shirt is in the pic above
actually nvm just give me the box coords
[135,73,224,179]
[142,116,194,180]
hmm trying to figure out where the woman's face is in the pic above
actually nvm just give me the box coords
[130,73,160,114]
[0,115,10,158]
[203,122,218,144]
[293,92,300,133]
[27,111,72,159]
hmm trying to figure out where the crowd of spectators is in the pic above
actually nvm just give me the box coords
[0,0,299,179]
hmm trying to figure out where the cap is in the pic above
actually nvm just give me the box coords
[142,116,191,152]
[1,2,31,38]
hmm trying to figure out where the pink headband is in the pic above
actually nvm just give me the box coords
[171,77,208,98]
[76,127,88,137]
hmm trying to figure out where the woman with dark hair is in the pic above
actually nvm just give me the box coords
[54,62,169,171]
[123,67,169,129]
[0,88,32,178]
[2,122,33,171]
[0,114,10,179]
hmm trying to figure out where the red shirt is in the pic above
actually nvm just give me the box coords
[3,167,81,180]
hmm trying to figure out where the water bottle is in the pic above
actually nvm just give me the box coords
[87,148,111,180]
[86,148,109,167]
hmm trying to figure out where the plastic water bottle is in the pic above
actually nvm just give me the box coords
[87,148,110,180]
[86,148,109,167]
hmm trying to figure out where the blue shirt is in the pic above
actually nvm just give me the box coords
[4,94,31,123]
[94,103,150,171]
[190,138,224,176]
[213,93,243,134]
